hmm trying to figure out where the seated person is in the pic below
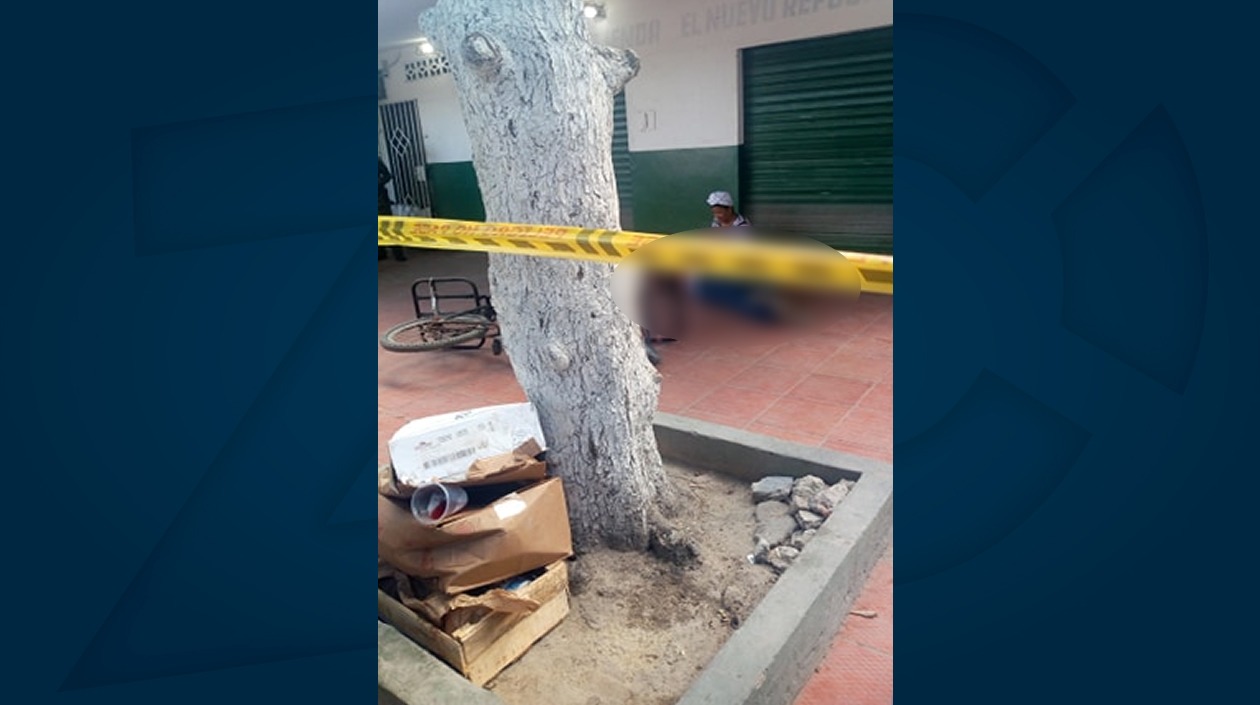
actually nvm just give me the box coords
[696,191,778,323]
[707,190,751,229]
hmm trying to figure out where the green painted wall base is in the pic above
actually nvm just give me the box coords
[429,149,739,235]
[426,161,486,221]
[630,146,740,235]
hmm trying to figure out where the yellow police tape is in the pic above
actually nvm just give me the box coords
[378,216,893,295]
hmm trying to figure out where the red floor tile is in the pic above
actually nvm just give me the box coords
[871,318,893,341]
[391,390,470,421]
[827,407,894,448]
[688,386,780,424]
[794,549,894,705]
[821,436,893,463]
[452,371,527,405]
[795,642,893,705]
[827,323,870,338]
[814,353,892,383]
[653,348,704,371]
[755,397,852,437]
[378,416,408,465]
[819,316,875,338]
[698,335,782,360]
[841,613,894,658]
[840,336,894,360]
[837,559,894,655]
[658,378,715,413]
[761,340,839,371]
[788,373,874,406]
[746,421,829,446]
[680,407,753,429]
[379,353,486,393]
[671,355,757,386]
[859,383,894,414]
[726,363,813,396]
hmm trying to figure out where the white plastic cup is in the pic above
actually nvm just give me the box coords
[410,483,469,524]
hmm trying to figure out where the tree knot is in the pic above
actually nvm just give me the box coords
[548,344,571,371]
[595,46,640,93]
[462,32,502,74]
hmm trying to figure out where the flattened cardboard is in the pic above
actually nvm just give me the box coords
[378,464,408,499]
[389,403,547,486]
[458,439,546,487]
[377,439,545,499]
[378,477,573,594]
[396,579,540,632]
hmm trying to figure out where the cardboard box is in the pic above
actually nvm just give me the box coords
[388,403,547,487]
[378,560,570,686]
[383,560,561,634]
[378,476,573,593]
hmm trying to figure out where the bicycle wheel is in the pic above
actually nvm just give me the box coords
[380,315,491,352]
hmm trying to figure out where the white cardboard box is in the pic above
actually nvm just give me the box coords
[388,402,547,487]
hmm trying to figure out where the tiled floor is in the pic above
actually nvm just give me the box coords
[378,249,893,703]
[795,549,895,705]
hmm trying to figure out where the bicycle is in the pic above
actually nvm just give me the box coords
[380,277,504,355]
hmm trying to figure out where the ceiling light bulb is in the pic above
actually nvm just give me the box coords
[583,5,599,19]
[419,39,435,55]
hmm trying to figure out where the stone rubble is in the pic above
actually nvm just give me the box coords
[789,529,817,550]
[809,480,854,517]
[795,509,824,531]
[765,545,801,574]
[789,475,828,513]
[754,500,791,522]
[753,500,797,547]
[750,475,794,502]
[747,475,853,572]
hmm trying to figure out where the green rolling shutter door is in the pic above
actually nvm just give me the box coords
[612,91,634,229]
[742,26,893,253]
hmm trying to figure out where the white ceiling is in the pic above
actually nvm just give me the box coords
[379,0,440,48]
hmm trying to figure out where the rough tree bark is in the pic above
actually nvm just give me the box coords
[422,0,676,552]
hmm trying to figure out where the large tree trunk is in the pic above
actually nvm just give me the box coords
[423,0,671,551]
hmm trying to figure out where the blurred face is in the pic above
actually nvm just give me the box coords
[711,204,734,224]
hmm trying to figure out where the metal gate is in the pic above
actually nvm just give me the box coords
[741,27,893,253]
[379,100,433,217]
[612,91,634,229]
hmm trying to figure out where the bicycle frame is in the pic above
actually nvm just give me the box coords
[408,277,499,351]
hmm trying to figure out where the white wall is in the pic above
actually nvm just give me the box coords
[596,0,893,152]
[378,47,474,164]
[378,0,892,160]
[597,0,891,52]
[625,46,739,151]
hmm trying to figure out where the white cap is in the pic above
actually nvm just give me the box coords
[706,191,734,207]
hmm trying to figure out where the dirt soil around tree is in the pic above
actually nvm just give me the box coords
[486,462,779,705]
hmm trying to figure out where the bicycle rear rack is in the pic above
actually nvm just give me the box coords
[409,277,499,351]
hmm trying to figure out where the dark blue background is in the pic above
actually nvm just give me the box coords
[897,2,1260,703]
[4,0,1259,703]
[3,2,378,703]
